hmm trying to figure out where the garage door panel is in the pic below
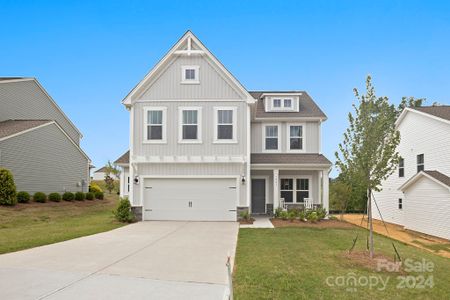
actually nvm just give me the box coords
[143,178,237,221]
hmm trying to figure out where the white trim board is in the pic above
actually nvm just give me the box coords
[396,107,450,128]
[398,171,450,192]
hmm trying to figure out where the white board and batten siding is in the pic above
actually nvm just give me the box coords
[0,123,89,194]
[128,35,251,221]
[373,109,450,233]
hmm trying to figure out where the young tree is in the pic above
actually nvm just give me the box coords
[104,175,115,194]
[397,96,425,117]
[105,160,121,180]
[335,76,400,258]
[330,180,352,220]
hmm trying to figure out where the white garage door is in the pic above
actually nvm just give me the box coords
[143,178,237,221]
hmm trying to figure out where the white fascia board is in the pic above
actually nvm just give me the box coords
[398,171,450,192]
[396,107,450,129]
[0,121,54,142]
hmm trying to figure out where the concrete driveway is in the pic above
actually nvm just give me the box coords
[0,221,239,300]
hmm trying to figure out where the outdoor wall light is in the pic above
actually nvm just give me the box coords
[134,176,140,184]
[241,175,246,184]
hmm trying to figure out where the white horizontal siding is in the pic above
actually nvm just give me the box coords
[403,177,450,240]
[373,111,450,227]
[0,123,89,194]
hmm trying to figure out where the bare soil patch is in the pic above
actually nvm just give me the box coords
[239,219,254,225]
[343,251,404,273]
[271,218,356,229]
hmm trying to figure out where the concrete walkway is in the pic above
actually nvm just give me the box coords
[240,216,274,228]
[341,214,450,258]
[0,221,239,300]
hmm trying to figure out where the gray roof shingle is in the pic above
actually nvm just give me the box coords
[251,153,331,165]
[114,150,130,164]
[424,170,450,188]
[249,91,327,120]
[0,120,52,139]
[412,106,450,121]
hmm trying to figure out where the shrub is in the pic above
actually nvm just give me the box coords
[85,192,95,200]
[95,191,104,200]
[307,211,319,223]
[89,183,102,193]
[299,210,306,221]
[274,207,283,218]
[316,207,327,220]
[48,193,61,202]
[114,197,134,222]
[33,192,47,203]
[239,210,250,221]
[74,192,85,201]
[280,210,289,220]
[17,191,31,203]
[288,210,297,222]
[62,192,75,201]
[0,168,17,206]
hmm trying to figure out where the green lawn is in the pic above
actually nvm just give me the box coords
[0,193,125,254]
[233,227,450,299]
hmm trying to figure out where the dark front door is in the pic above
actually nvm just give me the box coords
[251,179,266,214]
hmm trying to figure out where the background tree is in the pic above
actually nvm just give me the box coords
[105,160,121,180]
[329,180,352,220]
[397,96,425,117]
[104,175,115,194]
[0,168,17,206]
[335,75,400,258]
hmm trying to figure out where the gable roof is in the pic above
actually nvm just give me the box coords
[122,31,255,105]
[0,77,83,140]
[95,166,108,173]
[399,170,450,192]
[396,106,450,127]
[114,150,130,165]
[0,120,53,140]
[249,91,327,120]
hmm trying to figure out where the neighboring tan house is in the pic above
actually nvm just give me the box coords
[117,31,331,221]
[373,106,450,240]
[0,77,90,194]
[92,166,120,181]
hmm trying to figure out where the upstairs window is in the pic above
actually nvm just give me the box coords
[288,124,303,151]
[399,157,404,177]
[144,107,166,143]
[271,97,294,111]
[273,99,281,108]
[264,125,279,151]
[398,198,403,210]
[284,99,292,108]
[181,65,199,84]
[179,108,202,143]
[417,154,424,172]
[215,107,236,142]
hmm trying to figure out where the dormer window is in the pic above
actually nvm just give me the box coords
[181,65,199,84]
[266,96,297,112]
[273,99,281,108]
[284,99,292,108]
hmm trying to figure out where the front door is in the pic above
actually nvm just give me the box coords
[251,179,266,214]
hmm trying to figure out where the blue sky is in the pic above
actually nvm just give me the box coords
[1,0,449,177]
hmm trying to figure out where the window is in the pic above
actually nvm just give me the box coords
[280,179,294,203]
[144,107,166,143]
[398,198,402,210]
[181,65,199,83]
[264,125,279,151]
[271,97,294,110]
[417,154,424,172]
[127,177,130,192]
[214,107,236,142]
[284,99,292,107]
[399,157,404,177]
[280,178,310,203]
[296,179,309,203]
[288,124,303,151]
[179,108,201,142]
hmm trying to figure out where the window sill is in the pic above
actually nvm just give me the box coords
[213,140,238,144]
[262,149,281,153]
[178,140,203,144]
[143,140,167,144]
[286,149,305,153]
[181,81,200,85]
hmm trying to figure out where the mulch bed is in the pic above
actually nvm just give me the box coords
[343,251,405,273]
[271,218,356,229]
[239,219,255,225]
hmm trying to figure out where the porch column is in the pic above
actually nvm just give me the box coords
[273,169,279,209]
[322,169,329,215]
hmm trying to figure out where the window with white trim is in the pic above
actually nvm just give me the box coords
[273,99,281,108]
[144,107,166,142]
[272,97,294,110]
[417,154,424,172]
[181,65,199,83]
[280,178,310,203]
[284,98,292,108]
[215,108,236,141]
[398,198,402,210]
[264,125,279,150]
[399,157,404,177]
[182,110,198,139]
[288,125,303,151]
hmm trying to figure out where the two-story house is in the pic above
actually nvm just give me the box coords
[117,31,331,221]
[373,106,450,240]
[0,77,91,194]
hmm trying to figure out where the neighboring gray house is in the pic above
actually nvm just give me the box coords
[0,77,90,194]
[119,31,331,221]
